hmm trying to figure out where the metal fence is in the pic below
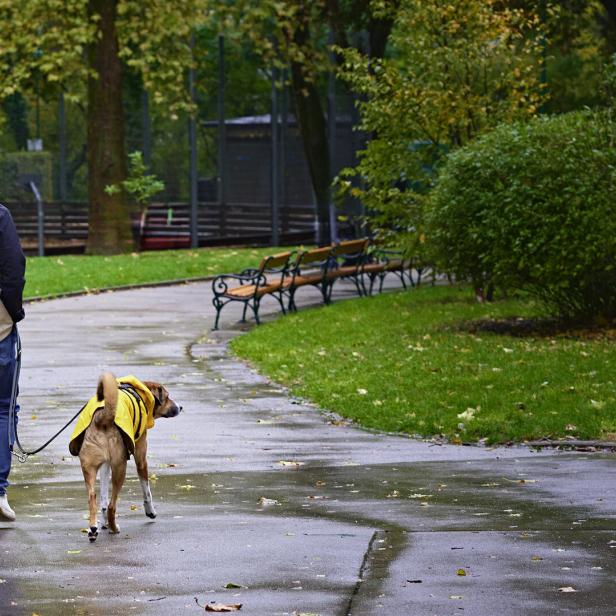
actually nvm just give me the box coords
[8,200,317,254]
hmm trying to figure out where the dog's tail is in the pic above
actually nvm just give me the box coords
[94,372,118,428]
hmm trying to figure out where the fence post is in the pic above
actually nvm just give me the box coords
[218,34,227,238]
[188,32,199,249]
[327,29,338,244]
[271,60,280,247]
[142,90,152,171]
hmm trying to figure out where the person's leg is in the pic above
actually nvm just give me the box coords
[0,328,18,497]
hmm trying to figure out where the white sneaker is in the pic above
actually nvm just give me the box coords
[0,494,15,521]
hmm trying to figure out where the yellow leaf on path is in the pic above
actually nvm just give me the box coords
[457,568,467,576]
[66,550,81,554]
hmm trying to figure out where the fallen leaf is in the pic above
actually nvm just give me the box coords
[531,556,543,561]
[258,497,279,506]
[456,569,467,576]
[224,582,243,589]
[205,603,242,612]
[278,460,304,467]
[195,597,242,612]
[66,550,81,554]
[130,505,139,511]
[457,408,476,421]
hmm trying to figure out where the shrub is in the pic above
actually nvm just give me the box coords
[426,110,616,322]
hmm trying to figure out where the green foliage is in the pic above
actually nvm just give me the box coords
[105,151,164,207]
[0,0,210,115]
[336,0,547,257]
[427,110,616,322]
[231,285,616,444]
[542,0,612,113]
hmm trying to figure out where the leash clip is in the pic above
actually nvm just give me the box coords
[11,449,28,464]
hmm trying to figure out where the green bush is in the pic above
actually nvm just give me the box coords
[427,110,616,321]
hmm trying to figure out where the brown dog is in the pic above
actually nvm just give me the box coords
[69,372,181,542]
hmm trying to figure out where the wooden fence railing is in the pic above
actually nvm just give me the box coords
[6,201,317,253]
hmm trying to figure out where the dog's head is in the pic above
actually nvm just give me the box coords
[143,381,182,419]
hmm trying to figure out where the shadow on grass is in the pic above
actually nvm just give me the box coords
[447,316,616,340]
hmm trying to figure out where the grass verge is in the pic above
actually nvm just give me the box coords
[230,285,616,444]
[24,246,287,299]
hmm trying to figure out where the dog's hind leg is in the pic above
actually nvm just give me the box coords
[99,463,111,529]
[135,437,156,519]
[82,466,99,542]
[107,462,126,534]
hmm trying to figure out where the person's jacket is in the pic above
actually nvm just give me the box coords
[69,376,156,457]
[0,204,26,324]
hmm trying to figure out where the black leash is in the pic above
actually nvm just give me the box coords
[8,326,85,463]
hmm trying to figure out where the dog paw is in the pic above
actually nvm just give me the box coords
[88,526,99,542]
[108,525,120,534]
[144,501,157,519]
[101,508,108,529]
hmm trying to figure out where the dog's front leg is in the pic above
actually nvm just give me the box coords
[135,437,156,519]
[99,462,110,529]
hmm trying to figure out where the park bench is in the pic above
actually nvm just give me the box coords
[360,244,413,295]
[286,238,368,311]
[210,238,419,328]
[211,251,294,329]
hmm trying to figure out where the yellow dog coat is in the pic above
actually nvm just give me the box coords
[69,375,155,457]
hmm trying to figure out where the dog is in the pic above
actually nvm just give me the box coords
[69,372,181,542]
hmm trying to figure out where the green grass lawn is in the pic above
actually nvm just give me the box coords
[24,246,288,298]
[230,285,616,444]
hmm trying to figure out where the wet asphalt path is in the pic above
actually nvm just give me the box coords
[0,279,615,615]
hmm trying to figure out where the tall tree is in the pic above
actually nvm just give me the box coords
[217,0,399,244]
[0,0,208,253]
[335,0,547,254]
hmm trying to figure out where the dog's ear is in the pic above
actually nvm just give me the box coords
[144,381,165,408]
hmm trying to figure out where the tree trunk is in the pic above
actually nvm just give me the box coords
[288,2,397,246]
[289,61,331,245]
[86,0,131,254]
